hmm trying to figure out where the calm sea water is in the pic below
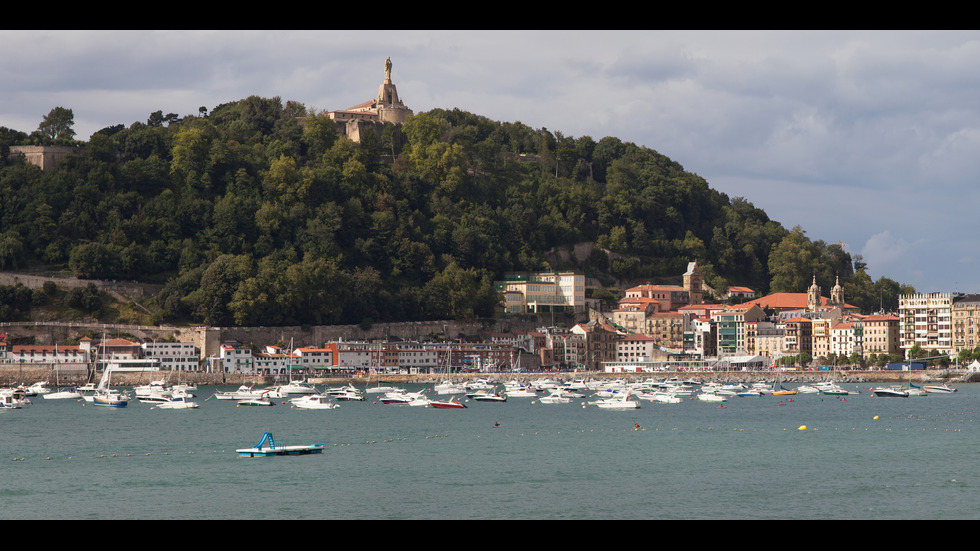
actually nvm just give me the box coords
[2,381,978,520]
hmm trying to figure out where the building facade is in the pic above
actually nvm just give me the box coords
[899,292,953,358]
[497,272,586,314]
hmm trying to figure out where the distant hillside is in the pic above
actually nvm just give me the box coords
[0,98,911,325]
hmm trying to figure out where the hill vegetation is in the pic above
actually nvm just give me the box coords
[0,99,915,326]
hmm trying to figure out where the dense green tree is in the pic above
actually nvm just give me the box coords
[0,98,922,326]
[36,107,76,141]
[768,226,819,293]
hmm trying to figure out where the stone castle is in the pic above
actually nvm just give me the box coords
[325,56,414,143]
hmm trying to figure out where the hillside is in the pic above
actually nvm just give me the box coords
[0,98,912,326]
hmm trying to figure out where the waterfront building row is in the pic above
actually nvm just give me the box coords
[0,336,199,371]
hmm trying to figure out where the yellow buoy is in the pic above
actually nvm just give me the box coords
[873,415,879,420]
[798,425,807,431]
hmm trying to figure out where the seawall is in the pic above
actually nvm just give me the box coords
[1,365,971,388]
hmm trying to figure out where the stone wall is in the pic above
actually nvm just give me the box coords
[0,272,161,301]
[8,145,77,172]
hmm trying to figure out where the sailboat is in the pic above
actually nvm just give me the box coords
[92,335,129,407]
[93,364,129,407]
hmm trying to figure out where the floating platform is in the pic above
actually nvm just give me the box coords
[237,432,324,457]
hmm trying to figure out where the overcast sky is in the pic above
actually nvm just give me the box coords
[3,30,980,295]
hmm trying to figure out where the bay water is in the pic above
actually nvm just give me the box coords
[2,382,977,519]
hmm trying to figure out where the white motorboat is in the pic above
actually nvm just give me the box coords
[0,388,31,409]
[153,396,200,409]
[657,393,683,403]
[592,393,640,409]
[43,387,84,400]
[137,389,174,403]
[433,380,467,395]
[923,384,957,393]
[697,392,726,402]
[872,386,909,398]
[280,381,319,395]
[76,382,99,402]
[291,395,340,409]
[532,378,562,392]
[795,384,820,394]
[327,385,365,401]
[213,385,266,401]
[22,381,52,396]
[380,391,412,404]
[537,390,572,404]
[502,381,536,397]
[364,382,401,394]
[473,391,507,402]
[466,378,495,391]
[906,384,928,397]
[237,396,275,406]
[380,390,428,405]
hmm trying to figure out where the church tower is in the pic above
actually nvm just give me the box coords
[683,262,703,305]
[807,275,821,311]
[831,275,845,308]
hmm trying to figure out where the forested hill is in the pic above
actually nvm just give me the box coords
[0,97,911,327]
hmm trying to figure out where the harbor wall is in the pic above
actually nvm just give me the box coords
[0,364,970,388]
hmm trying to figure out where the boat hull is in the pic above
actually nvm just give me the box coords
[93,398,128,407]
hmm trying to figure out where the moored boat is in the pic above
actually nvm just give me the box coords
[872,386,909,398]
[592,392,640,409]
[43,388,84,400]
[237,395,275,406]
[473,391,507,402]
[290,394,340,409]
[214,385,266,401]
[429,396,466,408]
[153,396,200,409]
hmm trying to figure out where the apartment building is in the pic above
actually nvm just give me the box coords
[860,314,901,358]
[952,294,980,356]
[496,272,586,313]
[711,304,766,355]
[615,333,657,364]
[899,292,953,357]
[141,341,199,372]
[783,317,813,356]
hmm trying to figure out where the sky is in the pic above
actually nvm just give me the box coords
[3,30,980,295]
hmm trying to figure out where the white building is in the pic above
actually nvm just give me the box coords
[899,292,953,357]
[141,342,199,372]
[615,333,657,364]
[215,344,254,374]
[496,272,586,313]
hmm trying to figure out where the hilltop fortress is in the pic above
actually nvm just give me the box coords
[325,56,414,143]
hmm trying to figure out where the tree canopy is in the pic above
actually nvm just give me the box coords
[0,100,913,326]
